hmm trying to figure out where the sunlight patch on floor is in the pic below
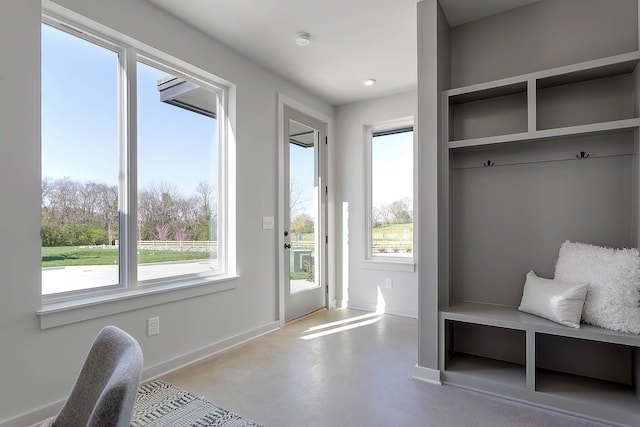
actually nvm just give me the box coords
[300,315,383,340]
[300,288,387,340]
[304,311,382,333]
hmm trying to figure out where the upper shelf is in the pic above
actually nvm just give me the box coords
[445,51,640,99]
[445,51,640,148]
[447,118,640,149]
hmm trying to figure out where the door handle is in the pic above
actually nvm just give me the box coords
[284,243,291,249]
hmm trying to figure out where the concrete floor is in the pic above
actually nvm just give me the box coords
[160,308,608,427]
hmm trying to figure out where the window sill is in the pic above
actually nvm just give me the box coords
[361,259,416,272]
[37,274,238,329]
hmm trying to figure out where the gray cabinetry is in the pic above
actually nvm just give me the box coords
[439,52,640,425]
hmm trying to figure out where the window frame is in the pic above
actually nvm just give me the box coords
[364,117,416,270]
[39,11,236,326]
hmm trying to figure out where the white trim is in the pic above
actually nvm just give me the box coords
[413,364,442,385]
[42,1,234,89]
[277,96,286,327]
[347,302,417,319]
[360,259,416,272]
[10,400,63,427]
[16,321,278,427]
[123,44,138,290]
[277,93,334,326]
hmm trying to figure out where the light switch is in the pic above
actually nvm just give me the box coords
[262,216,275,230]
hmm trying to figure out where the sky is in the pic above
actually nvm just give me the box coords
[290,143,315,216]
[372,131,413,208]
[41,23,217,198]
[42,23,412,218]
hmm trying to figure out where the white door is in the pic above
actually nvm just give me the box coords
[283,106,327,321]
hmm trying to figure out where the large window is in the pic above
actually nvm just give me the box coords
[367,124,414,259]
[41,18,227,301]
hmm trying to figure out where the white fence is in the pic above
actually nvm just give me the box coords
[291,241,314,250]
[127,240,315,251]
[137,240,217,248]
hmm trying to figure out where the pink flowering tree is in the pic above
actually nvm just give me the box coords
[174,224,188,241]
[155,224,170,240]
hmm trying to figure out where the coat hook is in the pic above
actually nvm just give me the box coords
[576,151,590,159]
[483,160,494,167]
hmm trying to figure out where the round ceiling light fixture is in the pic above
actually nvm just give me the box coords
[294,32,311,47]
[363,79,377,86]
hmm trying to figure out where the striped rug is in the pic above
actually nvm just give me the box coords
[131,381,263,427]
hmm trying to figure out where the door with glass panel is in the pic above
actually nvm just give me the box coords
[283,106,326,321]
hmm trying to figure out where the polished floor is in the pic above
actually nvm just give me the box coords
[160,308,608,427]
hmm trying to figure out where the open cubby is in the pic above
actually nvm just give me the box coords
[535,369,639,424]
[536,334,634,385]
[449,90,528,142]
[443,320,526,389]
[535,334,640,424]
[536,73,636,130]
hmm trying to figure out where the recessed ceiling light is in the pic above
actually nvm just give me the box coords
[294,32,311,47]
[363,79,377,86]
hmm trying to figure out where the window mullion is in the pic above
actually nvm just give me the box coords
[120,48,138,290]
[218,91,230,275]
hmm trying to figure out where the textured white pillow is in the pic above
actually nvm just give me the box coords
[518,271,588,328]
[554,241,640,334]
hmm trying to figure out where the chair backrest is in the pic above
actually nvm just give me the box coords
[53,326,143,427]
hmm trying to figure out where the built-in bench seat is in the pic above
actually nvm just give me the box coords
[441,301,640,347]
[439,302,640,426]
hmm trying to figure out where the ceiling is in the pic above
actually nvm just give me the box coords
[148,0,539,106]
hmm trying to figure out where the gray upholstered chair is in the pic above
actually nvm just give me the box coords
[47,326,143,427]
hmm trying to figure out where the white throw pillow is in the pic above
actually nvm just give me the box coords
[554,241,640,335]
[518,271,588,328]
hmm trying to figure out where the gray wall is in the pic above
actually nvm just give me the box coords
[334,91,418,317]
[451,136,635,306]
[0,1,333,425]
[450,0,638,88]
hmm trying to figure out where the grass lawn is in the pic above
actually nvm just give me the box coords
[42,246,214,268]
[371,222,413,252]
[290,271,312,280]
[372,223,412,243]
[372,222,413,236]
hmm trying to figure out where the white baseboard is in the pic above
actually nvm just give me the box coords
[8,321,280,427]
[413,364,442,385]
[347,301,418,319]
[10,400,63,427]
[143,321,280,381]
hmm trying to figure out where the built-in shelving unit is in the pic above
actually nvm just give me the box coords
[438,50,640,426]
[445,51,640,149]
